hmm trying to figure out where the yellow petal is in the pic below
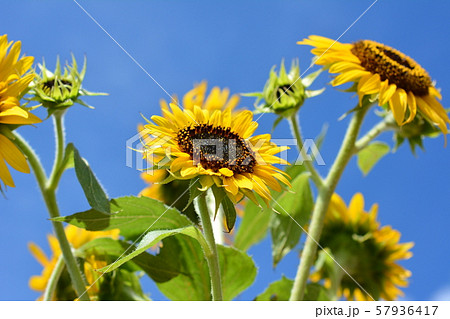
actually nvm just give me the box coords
[28,242,50,266]
[0,134,29,173]
[223,177,238,195]
[219,167,234,177]
[389,89,407,125]
[332,69,369,87]
[404,91,417,124]
[0,155,14,187]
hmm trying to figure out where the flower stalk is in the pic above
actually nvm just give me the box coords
[289,114,324,189]
[289,104,370,301]
[10,125,90,301]
[354,114,396,153]
[194,192,223,301]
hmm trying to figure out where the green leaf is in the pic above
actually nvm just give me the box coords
[98,226,208,274]
[211,185,226,218]
[270,172,313,266]
[304,283,332,301]
[78,237,180,283]
[218,245,257,300]
[255,276,293,301]
[73,146,110,213]
[157,235,212,300]
[52,196,193,240]
[221,196,236,232]
[63,143,75,170]
[157,238,257,301]
[255,277,330,301]
[234,201,270,251]
[357,141,390,176]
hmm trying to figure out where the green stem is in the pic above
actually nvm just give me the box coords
[289,105,370,301]
[194,192,223,301]
[47,113,65,191]
[43,254,65,301]
[353,115,395,153]
[11,131,90,301]
[289,114,324,189]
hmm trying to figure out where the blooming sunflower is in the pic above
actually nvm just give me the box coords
[311,193,413,301]
[29,225,119,300]
[140,82,240,205]
[142,103,290,205]
[0,34,41,188]
[298,36,449,135]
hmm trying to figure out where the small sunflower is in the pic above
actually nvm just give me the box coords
[311,193,413,301]
[142,104,290,205]
[140,82,240,204]
[298,36,449,135]
[0,34,41,189]
[29,225,119,300]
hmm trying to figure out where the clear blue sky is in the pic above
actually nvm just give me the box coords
[1,1,449,301]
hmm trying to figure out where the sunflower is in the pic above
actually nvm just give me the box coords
[311,193,413,301]
[29,225,119,300]
[0,34,41,188]
[142,104,290,205]
[298,36,449,135]
[140,82,240,205]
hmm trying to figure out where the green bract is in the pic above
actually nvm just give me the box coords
[29,55,106,115]
[394,113,442,154]
[245,60,324,118]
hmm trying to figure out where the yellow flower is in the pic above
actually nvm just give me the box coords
[298,36,449,136]
[28,225,119,300]
[0,34,41,188]
[312,193,413,301]
[142,104,290,205]
[140,82,240,203]
[165,80,240,113]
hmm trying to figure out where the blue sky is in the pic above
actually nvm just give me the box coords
[1,1,449,300]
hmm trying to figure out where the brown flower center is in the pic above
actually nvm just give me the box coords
[351,40,432,96]
[176,124,256,174]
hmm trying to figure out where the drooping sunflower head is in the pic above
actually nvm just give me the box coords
[299,36,449,136]
[245,60,323,118]
[312,193,413,301]
[142,103,290,205]
[29,55,106,115]
[0,34,41,189]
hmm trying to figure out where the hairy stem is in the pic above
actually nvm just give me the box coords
[289,114,324,189]
[43,254,65,301]
[194,192,223,301]
[289,105,369,301]
[354,115,395,153]
[11,130,90,301]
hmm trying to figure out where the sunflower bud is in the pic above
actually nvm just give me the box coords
[29,55,106,115]
[245,60,324,118]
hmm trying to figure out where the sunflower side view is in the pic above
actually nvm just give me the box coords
[298,35,449,137]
